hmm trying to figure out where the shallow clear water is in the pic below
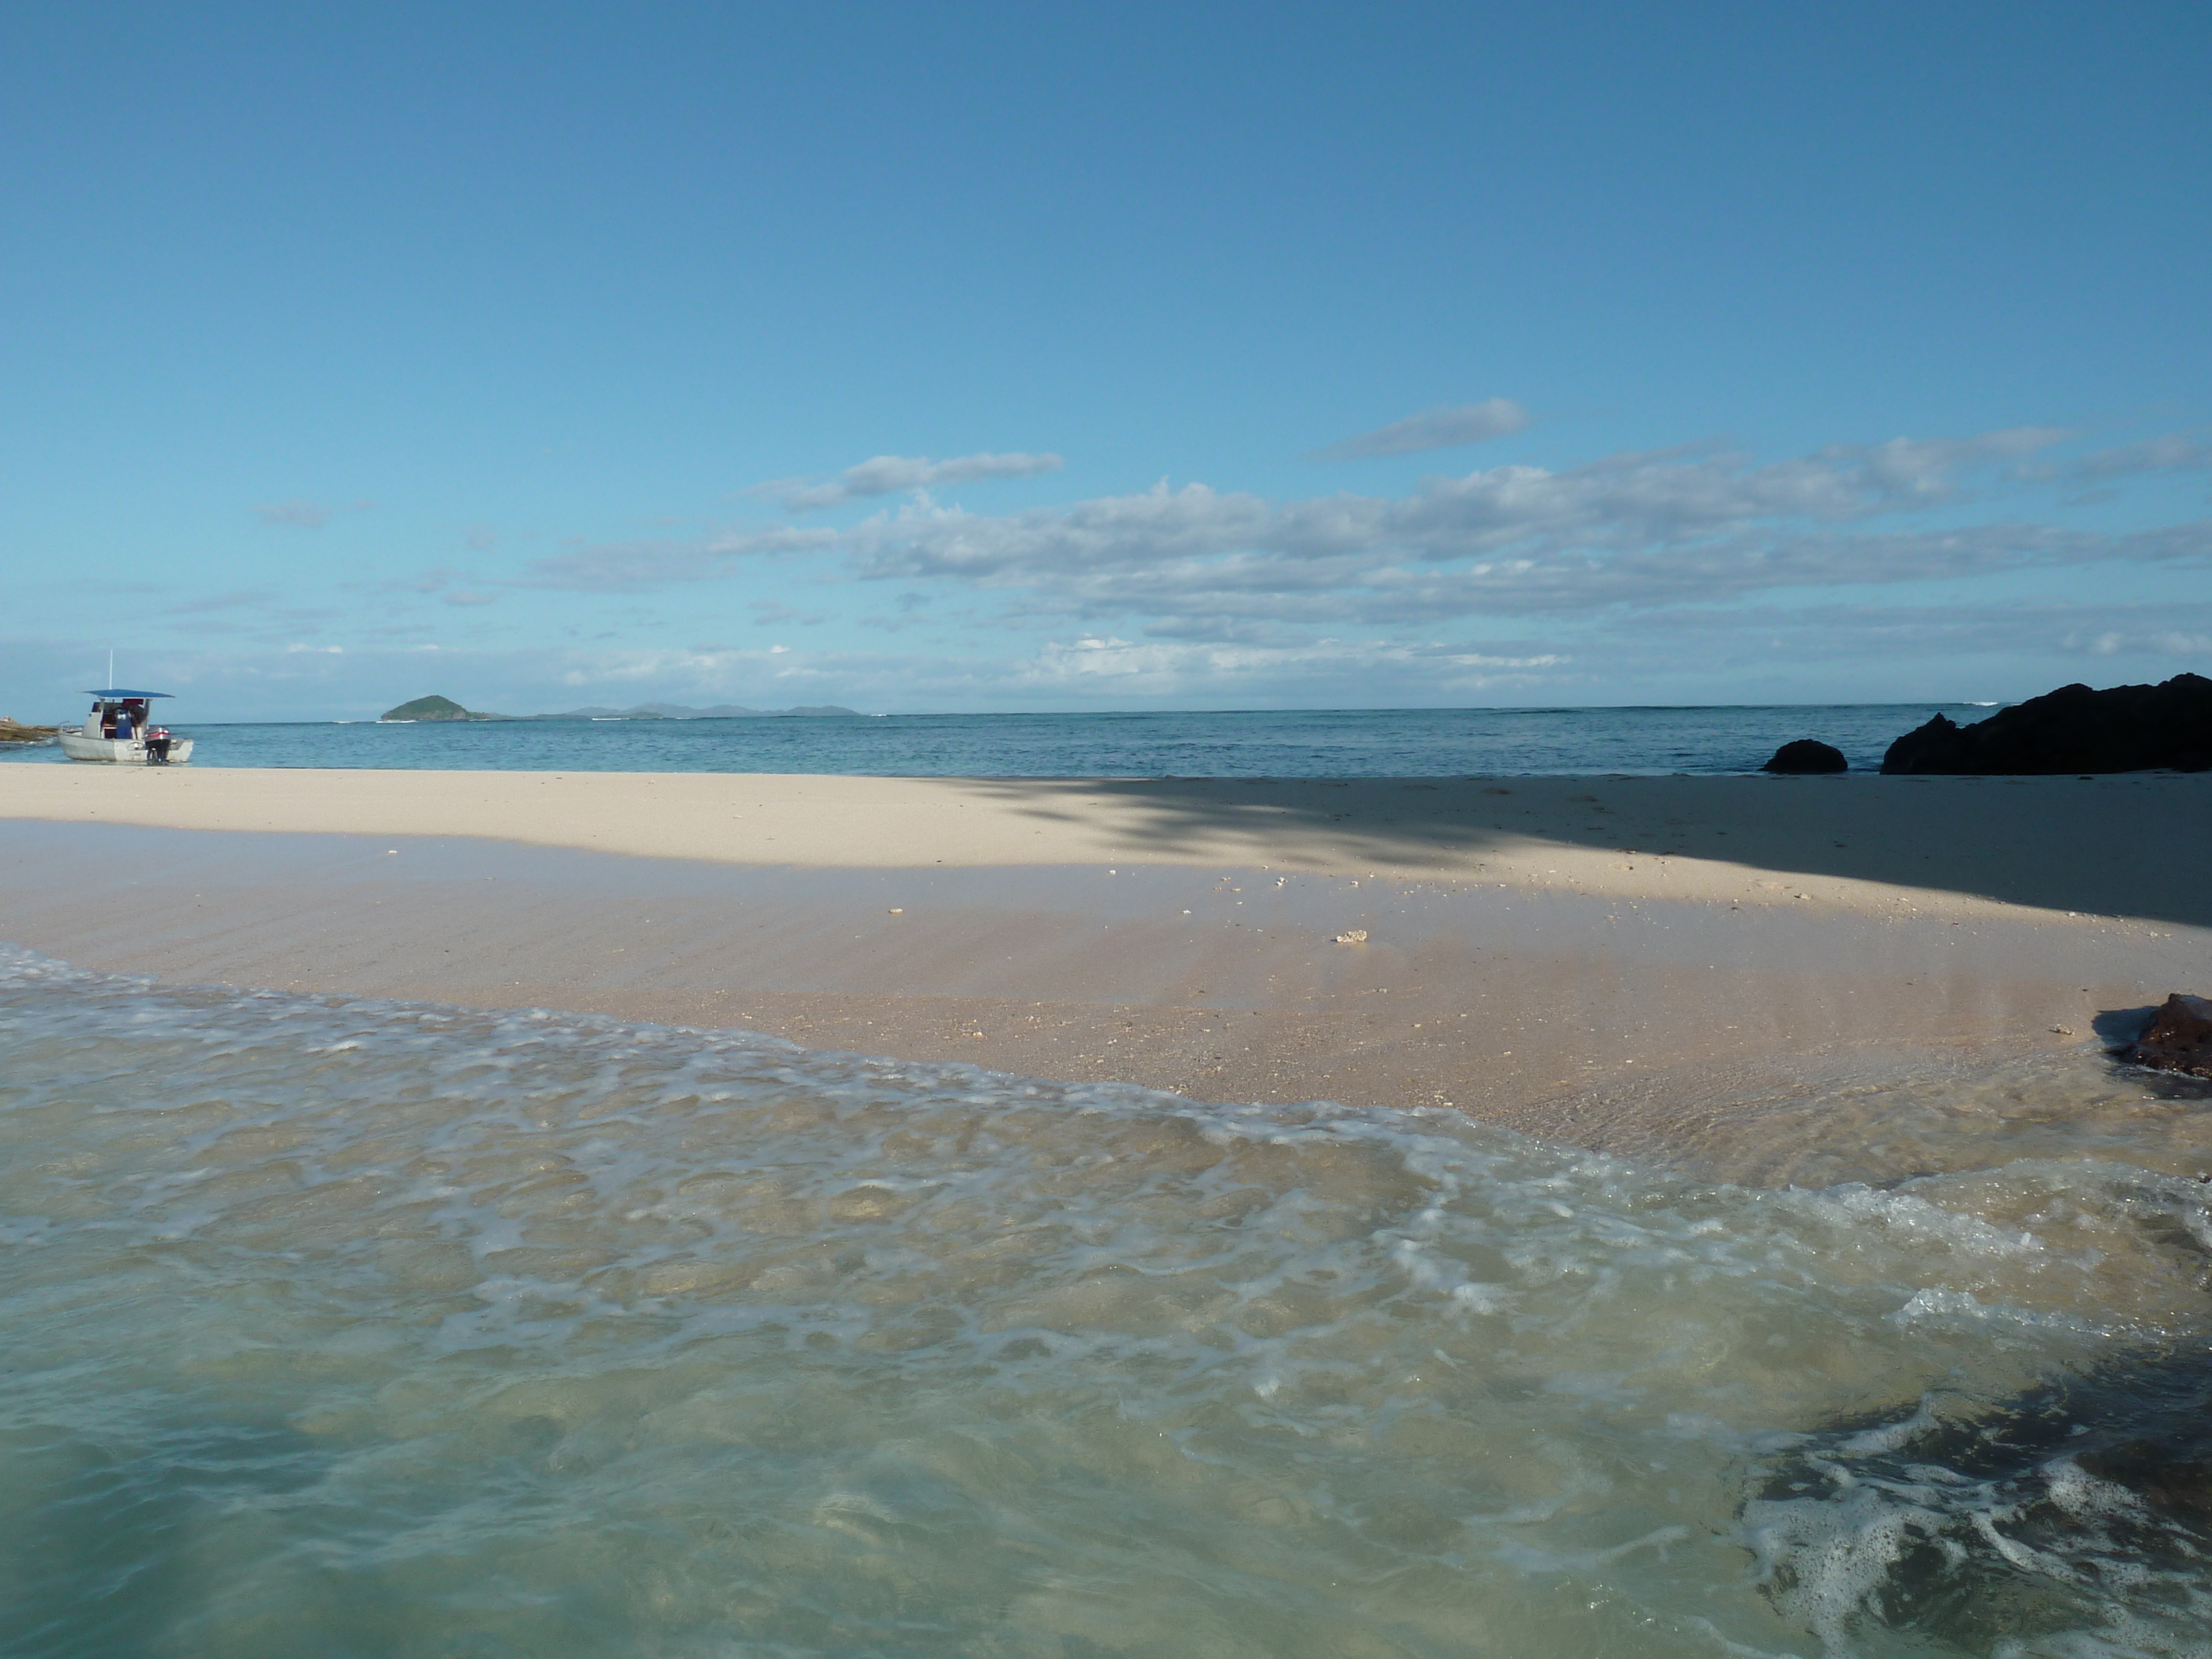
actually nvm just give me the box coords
[1551,1043,2212,1193]
[1,704,1993,776]
[6,947,2210,1658]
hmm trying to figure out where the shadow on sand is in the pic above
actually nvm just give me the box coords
[958,773,2212,932]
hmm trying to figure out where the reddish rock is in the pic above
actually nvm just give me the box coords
[2133,993,2212,1079]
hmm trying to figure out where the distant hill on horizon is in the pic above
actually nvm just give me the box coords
[379,695,502,722]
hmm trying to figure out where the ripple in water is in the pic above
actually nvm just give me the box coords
[3,946,2209,1657]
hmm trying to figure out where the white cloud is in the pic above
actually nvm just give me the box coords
[1008,634,1567,701]
[146,419,2201,718]
[9,575,2205,722]
[835,429,2198,634]
[853,429,2084,592]
[507,424,2210,648]
[1576,599,2212,692]
[754,451,1064,512]
[2025,430,2212,483]
[750,599,825,626]
[1306,398,1534,461]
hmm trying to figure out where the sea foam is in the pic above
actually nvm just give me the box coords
[3,946,2208,1657]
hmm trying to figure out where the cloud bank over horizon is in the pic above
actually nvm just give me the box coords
[13,411,2206,723]
[7,6,2205,724]
[507,418,2211,656]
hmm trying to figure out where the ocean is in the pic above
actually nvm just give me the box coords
[0,703,1997,776]
[5,946,2209,1658]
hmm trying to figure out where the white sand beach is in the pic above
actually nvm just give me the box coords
[6,763,2211,913]
[4,766,2206,1176]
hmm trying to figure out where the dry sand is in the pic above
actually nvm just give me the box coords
[5,765,2210,922]
[3,766,2207,1165]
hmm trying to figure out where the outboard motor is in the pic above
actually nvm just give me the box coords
[146,728,172,765]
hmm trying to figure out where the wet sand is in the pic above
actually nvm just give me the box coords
[3,765,2206,1170]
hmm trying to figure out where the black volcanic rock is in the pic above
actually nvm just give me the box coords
[1746,1350,2212,1645]
[2133,993,2212,1080]
[1761,739,1847,774]
[1881,674,2212,774]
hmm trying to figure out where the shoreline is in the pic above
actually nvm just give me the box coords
[4,766,2208,1179]
[4,764,2210,922]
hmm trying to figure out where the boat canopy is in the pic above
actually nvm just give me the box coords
[81,689,174,699]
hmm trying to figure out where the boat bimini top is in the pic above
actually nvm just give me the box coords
[81,690,175,701]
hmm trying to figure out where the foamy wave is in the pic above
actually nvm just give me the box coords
[3,951,2209,1657]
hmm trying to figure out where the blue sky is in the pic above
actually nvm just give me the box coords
[4,1,2208,720]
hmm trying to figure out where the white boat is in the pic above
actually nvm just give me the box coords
[58,689,195,764]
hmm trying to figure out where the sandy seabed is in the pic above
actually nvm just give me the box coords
[3,764,2208,1179]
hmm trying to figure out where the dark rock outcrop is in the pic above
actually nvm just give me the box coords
[1761,738,1847,774]
[1747,1349,2212,1647]
[1880,673,2212,774]
[2133,993,2212,1079]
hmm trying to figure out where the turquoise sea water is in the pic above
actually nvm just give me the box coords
[0,704,1995,776]
[6,947,2210,1658]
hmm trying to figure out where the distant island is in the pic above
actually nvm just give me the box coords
[378,695,502,722]
[378,694,859,722]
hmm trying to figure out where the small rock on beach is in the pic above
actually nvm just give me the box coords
[2132,993,2212,1079]
[1761,739,1848,774]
